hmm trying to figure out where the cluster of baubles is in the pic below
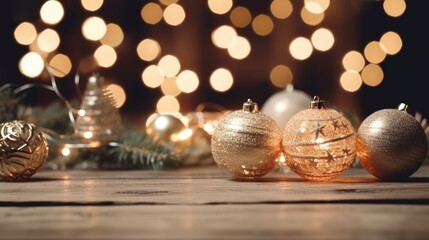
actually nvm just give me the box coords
[211,91,428,182]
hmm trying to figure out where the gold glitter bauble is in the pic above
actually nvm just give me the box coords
[211,99,282,180]
[283,96,356,181]
[0,120,49,181]
[357,104,428,180]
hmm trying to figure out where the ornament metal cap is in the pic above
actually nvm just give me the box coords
[309,96,325,109]
[242,99,259,113]
[397,103,409,112]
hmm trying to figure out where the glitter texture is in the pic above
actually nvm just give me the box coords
[211,101,282,180]
[283,108,356,181]
[357,109,428,180]
[0,120,49,181]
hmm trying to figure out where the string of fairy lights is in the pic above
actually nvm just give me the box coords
[13,0,406,121]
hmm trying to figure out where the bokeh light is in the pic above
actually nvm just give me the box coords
[106,84,126,108]
[364,41,387,64]
[210,68,234,92]
[304,0,330,14]
[270,0,293,19]
[177,70,199,93]
[311,28,334,51]
[270,65,293,88]
[227,36,251,60]
[137,38,161,62]
[301,7,324,26]
[14,22,37,45]
[380,31,402,55]
[163,4,185,26]
[37,28,60,53]
[289,37,313,60]
[383,0,406,17]
[142,65,164,88]
[159,0,179,5]
[340,70,362,92]
[230,6,252,28]
[141,2,163,25]
[94,45,117,68]
[212,25,237,49]
[40,0,64,25]
[19,52,45,78]
[161,77,181,97]
[252,14,274,36]
[361,64,384,87]
[157,95,180,113]
[49,53,72,77]
[100,23,124,47]
[82,16,107,41]
[158,55,181,77]
[81,0,104,11]
[208,0,233,15]
[342,51,365,72]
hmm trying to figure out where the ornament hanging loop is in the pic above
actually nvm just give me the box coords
[397,103,409,112]
[310,96,325,109]
[242,99,259,113]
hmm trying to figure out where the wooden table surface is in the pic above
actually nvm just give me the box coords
[1,164,429,239]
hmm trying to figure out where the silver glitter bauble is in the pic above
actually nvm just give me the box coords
[211,99,282,180]
[0,120,49,181]
[357,104,428,180]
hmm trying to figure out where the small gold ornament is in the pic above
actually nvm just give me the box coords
[211,99,282,180]
[0,120,49,181]
[283,96,356,181]
[357,104,428,180]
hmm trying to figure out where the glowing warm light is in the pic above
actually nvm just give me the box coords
[161,77,181,97]
[204,123,215,135]
[137,38,161,62]
[342,51,365,72]
[159,0,179,5]
[301,7,324,26]
[252,14,274,36]
[61,148,71,156]
[37,29,60,53]
[83,131,93,139]
[364,41,387,64]
[163,4,185,26]
[78,109,86,116]
[40,0,64,25]
[158,55,181,77]
[146,113,159,127]
[270,0,293,19]
[81,0,104,11]
[304,0,330,14]
[106,84,126,108]
[14,22,37,45]
[383,0,406,17]
[178,128,193,141]
[208,0,233,15]
[212,25,237,49]
[227,36,251,60]
[82,16,107,41]
[361,64,384,87]
[94,45,117,68]
[177,70,199,93]
[340,70,363,92]
[311,28,334,51]
[380,31,402,55]
[142,65,164,88]
[19,52,44,78]
[210,68,234,92]
[141,2,163,25]
[270,65,293,88]
[49,54,72,77]
[157,96,180,113]
[230,6,252,28]
[100,23,124,47]
[289,37,313,60]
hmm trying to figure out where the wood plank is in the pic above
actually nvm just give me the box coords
[1,204,428,240]
[1,166,429,204]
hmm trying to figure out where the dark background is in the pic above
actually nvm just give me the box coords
[0,0,427,126]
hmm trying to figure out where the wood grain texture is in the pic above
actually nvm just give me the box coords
[1,165,429,239]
